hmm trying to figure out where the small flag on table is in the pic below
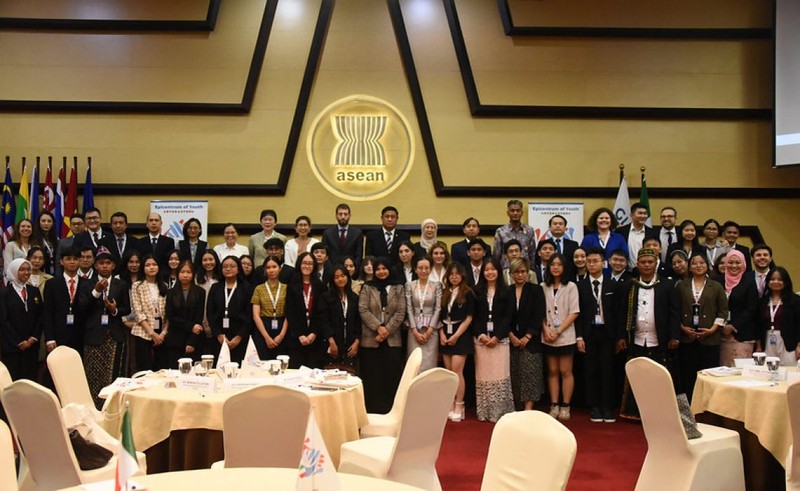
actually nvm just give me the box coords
[217,339,231,368]
[115,404,139,491]
[296,409,340,491]
[243,336,260,367]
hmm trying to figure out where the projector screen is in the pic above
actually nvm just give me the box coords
[775,0,800,167]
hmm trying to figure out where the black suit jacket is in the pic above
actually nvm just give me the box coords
[318,288,361,352]
[0,285,43,353]
[322,226,364,267]
[732,243,752,271]
[472,286,512,339]
[508,283,546,353]
[43,275,86,351]
[73,229,109,251]
[77,277,130,346]
[207,281,253,341]
[364,228,410,265]
[758,294,800,351]
[577,275,619,342]
[451,239,491,269]
[727,277,759,342]
[137,235,175,270]
[616,278,680,347]
[99,233,139,274]
[165,284,206,350]
[177,240,209,270]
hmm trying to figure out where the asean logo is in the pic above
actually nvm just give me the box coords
[307,95,415,201]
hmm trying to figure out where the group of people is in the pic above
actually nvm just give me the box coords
[0,201,796,427]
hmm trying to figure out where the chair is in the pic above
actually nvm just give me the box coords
[625,357,745,491]
[480,411,576,491]
[339,368,458,491]
[212,384,310,468]
[0,361,11,391]
[1,380,146,491]
[786,379,800,491]
[46,346,101,417]
[1,420,17,490]
[359,347,422,438]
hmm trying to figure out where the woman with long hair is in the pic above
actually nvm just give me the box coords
[162,249,181,289]
[508,257,546,411]
[580,208,628,269]
[130,254,170,370]
[285,252,325,368]
[251,256,289,360]
[439,263,475,422]
[165,260,206,364]
[540,253,580,421]
[26,246,53,293]
[666,220,704,276]
[473,258,514,422]
[207,255,251,364]
[719,249,759,366]
[701,218,728,268]
[239,254,255,284]
[760,267,800,365]
[4,219,42,276]
[195,249,221,355]
[427,241,450,285]
[358,256,406,413]
[37,211,59,274]
[394,240,417,285]
[319,264,361,373]
[342,256,362,294]
[405,256,442,371]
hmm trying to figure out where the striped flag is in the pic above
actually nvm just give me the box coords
[65,159,78,228]
[56,161,67,238]
[43,157,55,213]
[15,159,29,223]
[114,406,140,491]
[29,160,40,223]
[1,162,16,247]
[83,157,94,213]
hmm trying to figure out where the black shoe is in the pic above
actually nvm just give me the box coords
[590,408,603,423]
[602,409,616,423]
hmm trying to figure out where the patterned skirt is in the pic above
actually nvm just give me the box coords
[85,331,128,410]
[719,337,755,367]
[510,347,543,408]
[474,338,514,422]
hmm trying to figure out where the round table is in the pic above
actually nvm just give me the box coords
[102,372,368,472]
[62,467,424,490]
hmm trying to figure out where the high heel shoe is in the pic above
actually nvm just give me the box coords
[449,402,465,422]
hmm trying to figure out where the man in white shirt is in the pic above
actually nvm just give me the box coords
[616,202,658,270]
[657,206,678,262]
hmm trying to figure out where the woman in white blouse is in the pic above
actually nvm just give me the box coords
[213,223,249,260]
[4,219,42,276]
[284,215,320,268]
[427,241,450,285]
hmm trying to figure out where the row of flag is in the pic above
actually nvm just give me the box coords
[613,165,651,227]
[1,156,94,247]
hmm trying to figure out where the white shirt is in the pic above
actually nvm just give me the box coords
[627,226,646,270]
[213,243,249,260]
[633,280,658,347]
[284,237,320,268]
[659,227,676,261]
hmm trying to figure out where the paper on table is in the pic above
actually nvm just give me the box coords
[702,366,743,377]
[723,379,776,388]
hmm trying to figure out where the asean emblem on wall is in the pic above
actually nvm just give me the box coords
[307,95,415,201]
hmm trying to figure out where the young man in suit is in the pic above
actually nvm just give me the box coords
[547,214,579,276]
[364,205,409,265]
[98,211,138,275]
[72,207,107,251]
[616,247,680,420]
[54,213,85,274]
[616,202,659,270]
[750,243,775,299]
[577,247,619,423]
[451,217,491,268]
[43,246,85,354]
[608,249,632,283]
[656,206,678,262]
[722,221,752,271]
[465,238,488,289]
[322,203,364,267]
[138,212,175,270]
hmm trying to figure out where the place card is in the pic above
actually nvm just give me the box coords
[742,366,786,381]
[222,378,273,391]
[176,375,218,392]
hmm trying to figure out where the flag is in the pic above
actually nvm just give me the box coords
[15,160,29,223]
[296,409,341,491]
[83,157,94,213]
[114,406,140,491]
[217,340,231,368]
[29,160,40,223]
[613,169,631,227]
[244,336,259,367]
[65,159,78,231]
[1,163,16,247]
[43,158,55,213]
[56,162,67,238]
[640,169,652,227]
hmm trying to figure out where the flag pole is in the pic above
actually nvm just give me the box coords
[619,163,624,185]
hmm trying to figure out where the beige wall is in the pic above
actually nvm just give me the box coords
[1,0,798,270]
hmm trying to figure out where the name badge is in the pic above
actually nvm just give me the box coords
[769,331,778,346]
[691,304,700,329]
[486,321,494,334]
[446,320,453,335]
[594,314,603,325]
[66,314,75,325]
[153,318,162,332]
[553,319,561,328]
[271,319,279,331]
[380,308,386,325]
[101,314,109,325]
[223,318,230,329]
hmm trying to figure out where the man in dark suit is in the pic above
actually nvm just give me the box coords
[577,247,619,423]
[615,247,680,420]
[451,217,491,268]
[723,221,752,271]
[465,238,488,290]
[98,211,139,275]
[608,249,632,283]
[534,239,556,284]
[322,203,363,267]
[655,206,678,262]
[311,242,334,286]
[750,243,775,299]
[364,205,410,265]
[137,212,175,270]
[547,214,579,276]
[72,207,108,252]
[616,202,659,271]
[54,212,85,275]
[43,246,85,354]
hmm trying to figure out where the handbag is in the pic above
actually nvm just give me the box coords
[69,429,113,470]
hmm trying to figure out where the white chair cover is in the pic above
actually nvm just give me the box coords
[626,357,745,491]
[339,367,457,491]
[787,379,800,491]
[480,411,576,491]
[0,420,17,491]
[360,347,422,438]
[46,346,99,415]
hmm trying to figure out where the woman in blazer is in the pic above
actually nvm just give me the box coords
[285,252,325,369]
[318,265,362,373]
[676,254,728,396]
[1,258,43,381]
[207,255,252,365]
[580,208,628,270]
[719,249,759,366]
[165,260,206,364]
[665,220,706,277]
[759,267,800,365]
[405,256,442,372]
[508,257,546,411]
[178,218,208,269]
[358,256,406,414]
[130,254,170,370]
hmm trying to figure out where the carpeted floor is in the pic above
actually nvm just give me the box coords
[436,407,647,491]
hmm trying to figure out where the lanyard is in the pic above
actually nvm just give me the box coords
[769,298,782,329]
[302,283,312,323]
[265,281,282,318]
[447,287,459,315]
[340,293,348,333]
[148,282,161,317]
[486,288,495,321]
[416,280,431,315]
[224,282,237,317]
[598,232,609,249]
[691,278,706,303]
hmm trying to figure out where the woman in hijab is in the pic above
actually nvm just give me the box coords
[358,256,407,413]
[0,258,43,381]
[719,249,759,366]
[414,218,438,259]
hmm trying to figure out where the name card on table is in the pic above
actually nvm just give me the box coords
[176,376,218,392]
[742,366,786,381]
[221,378,273,391]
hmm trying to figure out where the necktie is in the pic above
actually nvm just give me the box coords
[117,237,124,255]
[758,273,766,296]
[21,287,27,302]
[339,228,346,247]
[92,232,99,245]
[555,238,562,254]
[69,278,76,302]
[151,237,157,252]
[593,279,600,298]
[385,231,393,252]
[474,267,480,283]
[667,231,674,245]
